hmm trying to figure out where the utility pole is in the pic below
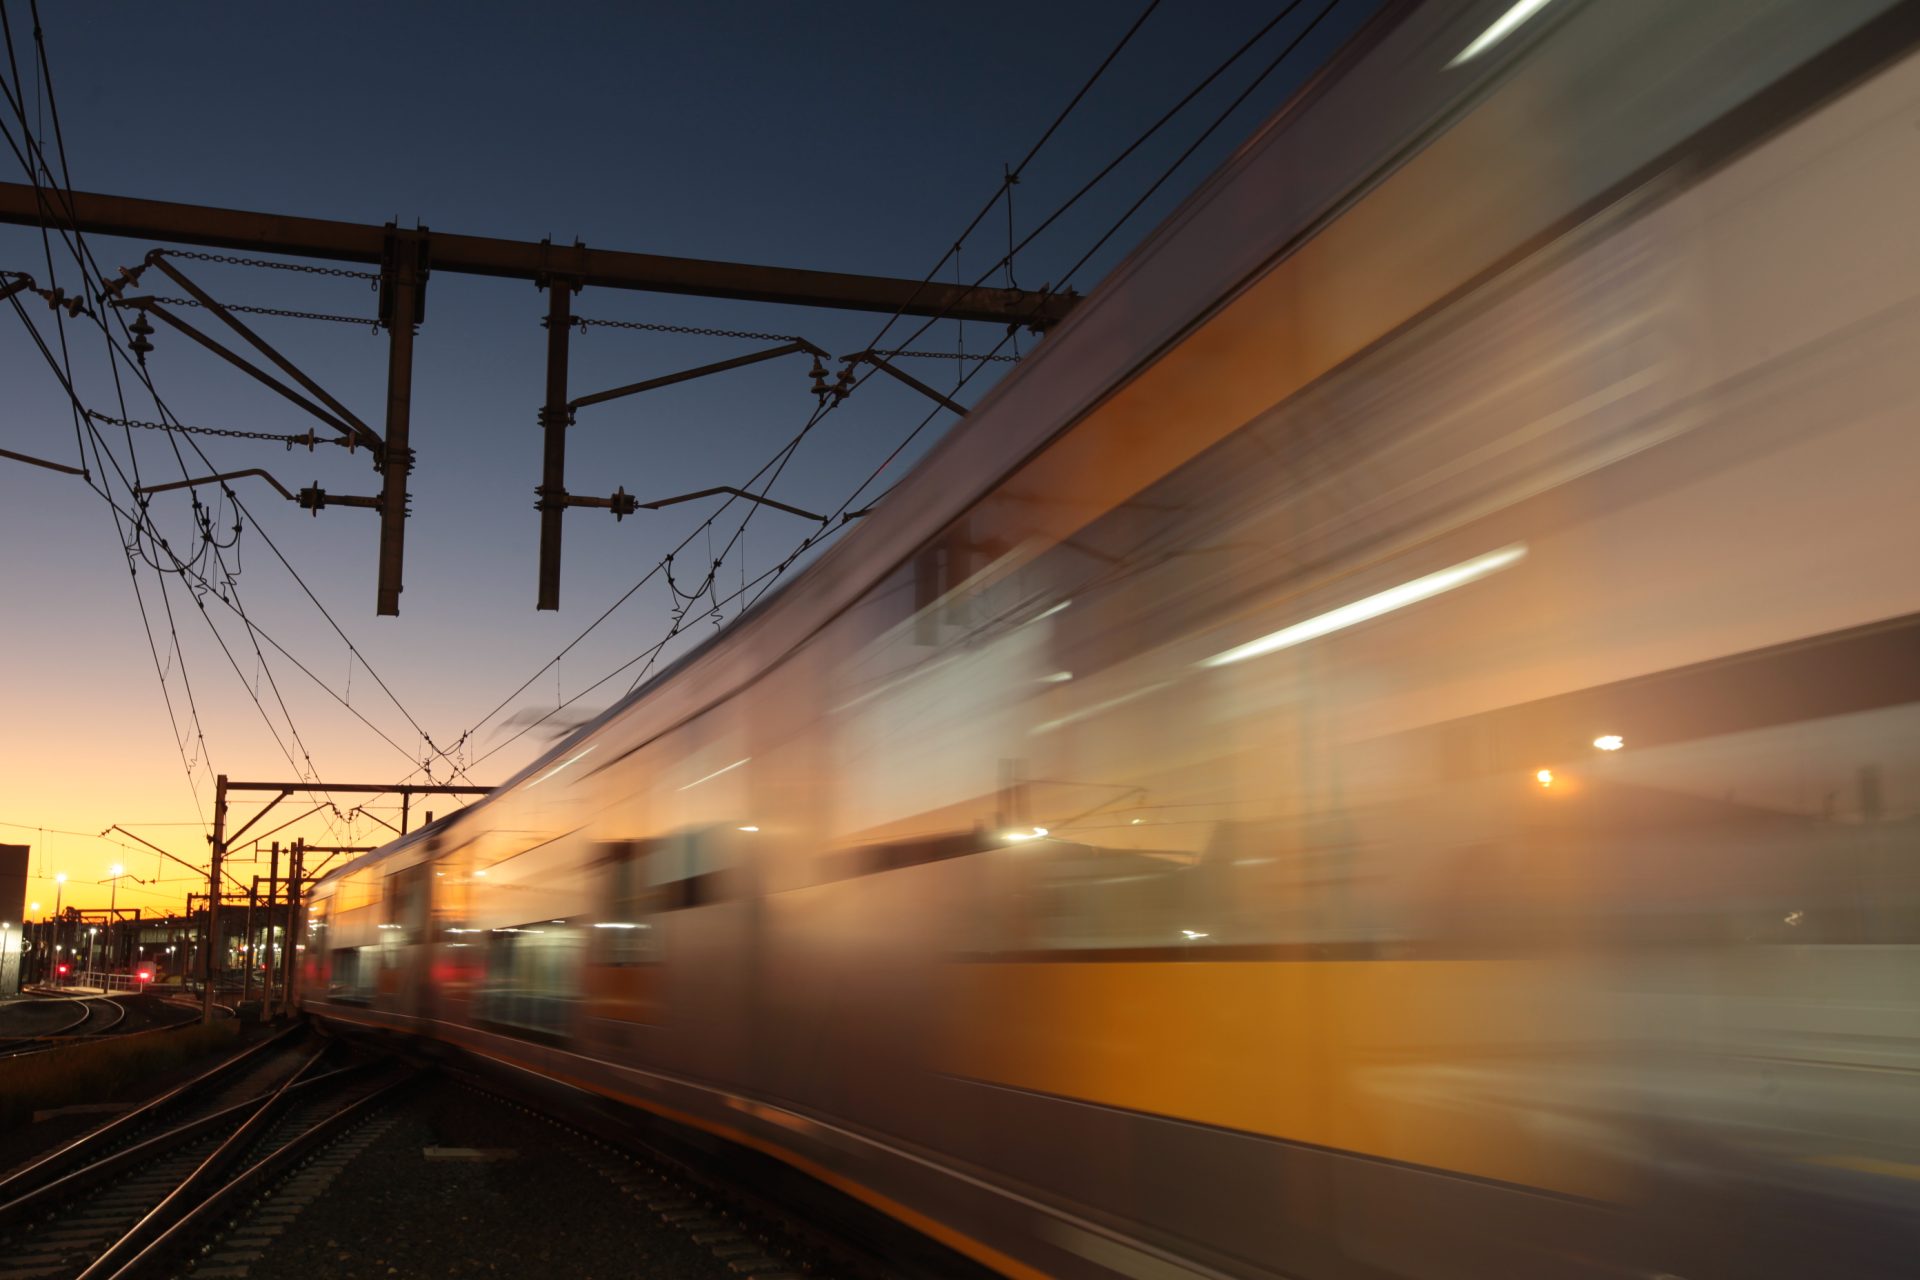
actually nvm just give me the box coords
[264,842,280,1020]
[205,776,227,1024]
[194,779,489,1020]
[281,839,304,1014]
[536,274,575,611]
[240,879,257,1006]
[376,229,427,616]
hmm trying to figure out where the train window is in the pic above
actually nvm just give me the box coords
[335,866,384,913]
[1011,842,1207,952]
[600,841,664,964]
[328,946,375,1004]
[383,863,431,945]
[475,922,583,1040]
[648,827,740,909]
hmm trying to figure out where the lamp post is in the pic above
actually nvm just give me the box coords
[54,874,67,985]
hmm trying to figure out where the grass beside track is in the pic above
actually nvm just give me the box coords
[0,1016,241,1128]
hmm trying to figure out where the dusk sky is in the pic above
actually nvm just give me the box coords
[0,1,1371,915]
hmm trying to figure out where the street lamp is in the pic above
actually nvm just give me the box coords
[54,874,67,985]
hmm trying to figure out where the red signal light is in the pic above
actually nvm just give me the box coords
[56,963,69,975]
[136,971,153,983]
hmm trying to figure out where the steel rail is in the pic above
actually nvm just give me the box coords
[0,1005,197,1061]
[102,1068,415,1280]
[73,1042,337,1280]
[0,1023,298,1207]
[0,1063,367,1229]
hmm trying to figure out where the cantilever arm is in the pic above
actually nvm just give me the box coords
[147,255,384,452]
[567,484,826,522]
[638,485,825,521]
[1,446,88,478]
[567,341,825,412]
[120,297,366,446]
[843,351,969,416]
[136,468,298,501]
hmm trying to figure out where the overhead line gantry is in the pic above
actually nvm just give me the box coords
[0,181,1077,614]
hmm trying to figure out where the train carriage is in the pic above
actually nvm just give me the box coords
[304,2,1920,1275]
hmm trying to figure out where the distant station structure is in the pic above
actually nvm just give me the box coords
[0,843,24,994]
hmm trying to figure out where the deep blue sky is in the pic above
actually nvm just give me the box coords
[0,0,1373,905]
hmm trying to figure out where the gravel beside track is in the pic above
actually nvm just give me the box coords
[226,1079,802,1280]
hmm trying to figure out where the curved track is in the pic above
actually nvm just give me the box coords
[0,997,128,1060]
[0,995,206,1062]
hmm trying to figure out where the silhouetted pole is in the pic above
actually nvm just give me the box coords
[537,277,574,610]
[264,842,280,1020]
[205,775,226,1024]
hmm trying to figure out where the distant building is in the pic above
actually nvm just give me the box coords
[0,844,26,995]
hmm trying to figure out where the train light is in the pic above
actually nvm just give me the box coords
[1535,769,1554,788]
[738,825,760,832]
[1593,734,1624,751]
[1451,0,1559,66]
[1003,826,1050,842]
[1199,545,1527,669]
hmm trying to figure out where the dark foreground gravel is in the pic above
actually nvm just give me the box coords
[226,1079,757,1280]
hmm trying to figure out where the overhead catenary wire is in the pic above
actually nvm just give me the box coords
[2,24,468,796]
[732,6,1350,630]
[0,11,448,863]
[446,1,1168,762]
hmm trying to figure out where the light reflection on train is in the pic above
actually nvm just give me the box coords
[303,1,1920,1276]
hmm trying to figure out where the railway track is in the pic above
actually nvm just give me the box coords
[2,1024,980,1278]
[0,998,131,1059]
[177,1068,885,1280]
[0,1027,408,1280]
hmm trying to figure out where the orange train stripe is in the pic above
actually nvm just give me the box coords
[939,958,1621,1201]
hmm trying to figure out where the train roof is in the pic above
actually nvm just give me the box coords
[316,0,1420,889]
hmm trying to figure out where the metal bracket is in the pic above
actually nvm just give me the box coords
[297,485,384,516]
[842,350,970,416]
[137,469,299,501]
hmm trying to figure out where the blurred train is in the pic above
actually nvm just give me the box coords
[301,1,1920,1275]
